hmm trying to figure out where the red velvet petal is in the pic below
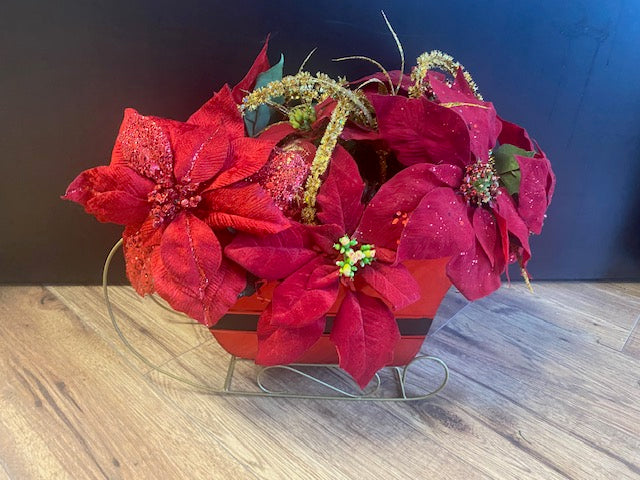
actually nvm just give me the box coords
[63,166,153,225]
[446,238,505,301]
[356,164,445,250]
[330,290,400,388]
[231,36,271,105]
[270,258,339,328]
[110,109,179,182]
[257,122,297,143]
[172,126,231,184]
[471,207,498,268]
[396,187,474,262]
[187,85,245,138]
[307,224,345,255]
[494,191,531,266]
[201,183,289,235]
[123,217,162,295]
[209,137,275,189]
[428,69,501,162]
[369,94,471,167]
[497,117,534,151]
[516,155,552,235]
[151,213,246,325]
[359,263,420,311]
[159,212,222,297]
[316,145,365,233]
[225,224,316,280]
[256,304,325,366]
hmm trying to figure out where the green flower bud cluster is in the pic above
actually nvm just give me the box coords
[288,104,317,131]
[333,235,376,278]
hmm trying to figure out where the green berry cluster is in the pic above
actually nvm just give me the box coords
[333,235,376,278]
[288,104,317,131]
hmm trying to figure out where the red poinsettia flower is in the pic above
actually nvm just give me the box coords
[63,85,289,326]
[497,118,556,235]
[226,146,421,387]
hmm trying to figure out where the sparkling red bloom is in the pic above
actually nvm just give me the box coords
[226,146,421,387]
[64,85,289,326]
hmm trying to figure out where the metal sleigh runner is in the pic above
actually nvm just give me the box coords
[65,13,554,403]
[104,239,450,402]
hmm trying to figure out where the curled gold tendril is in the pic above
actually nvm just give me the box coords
[301,100,350,223]
[408,50,482,100]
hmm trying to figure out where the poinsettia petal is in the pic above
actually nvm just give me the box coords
[256,304,325,366]
[225,224,316,280]
[110,109,178,182]
[516,155,553,235]
[187,85,245,138]
[307,224,345,255]
[369,94,471,167]
[316,145,365,233]
[472,206,498,268]
[359,263,420,311]
[209,137,275,189]
[428,69,501,161]
[446,238,504,301]
[231,36,271,104]
[202,183,289,235]
[63,166,153,225]
[172,127,230,184]
[396,187,474,262]
[330,290,400,388]
[356,164,446,249]
[497,117,534,151]
[271,258,339,328]
[123,217,162,295]
[258,122,297,143]
[306,263,339,290]
[494,191,531,266]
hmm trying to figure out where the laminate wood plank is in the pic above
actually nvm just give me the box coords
[145,339,579,479]
[144,341,496,480]
[48,285,209,374]
[622,316,640,360]
[427,298,640,475]
[494,281,640,351]
[0,287,254,480]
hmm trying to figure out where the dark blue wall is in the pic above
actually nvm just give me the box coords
[2,0,639,282]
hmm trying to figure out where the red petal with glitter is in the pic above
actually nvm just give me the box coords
[270,258,339,328]
[369,94,471,167]
[330,290,400,389]
[225,224,317,280]
[172,126,230,184]
[110,109,178,182]
[516,155,553,235]
[63,166,153,225]
[356,164,445,250]
[188,85,245,138]
[202,183,289,234]
[428,69,501,162]
[396,187,474,262]
[446,237,504,301]
[471,207,499,268]
[494,191,531,266]
[151,213,245,325]
[316,145,365,233]
[231,36,271,105]
[497,117,534,151]
[256,304,325,365]
[359,263,420,311]
[123,218,162,295]
[209,137,275,189]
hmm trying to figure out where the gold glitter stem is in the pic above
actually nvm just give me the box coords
[521,267,534,293]
[409,50,482,100]
[440,102,489,110]
[301,100,350,223]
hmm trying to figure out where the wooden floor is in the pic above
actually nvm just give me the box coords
[0,281,639,479]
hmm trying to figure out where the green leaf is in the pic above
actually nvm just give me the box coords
[244,54,284,137]
[493,144,534,195]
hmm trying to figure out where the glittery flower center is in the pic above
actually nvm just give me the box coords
[333,235,376,278]
[148,181,202,228]
[459,161,500,206]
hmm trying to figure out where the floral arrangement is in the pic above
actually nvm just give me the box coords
[64,20,555,388]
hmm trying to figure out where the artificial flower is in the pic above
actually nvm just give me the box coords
[226,146,421,387]
[64,86,288,326]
